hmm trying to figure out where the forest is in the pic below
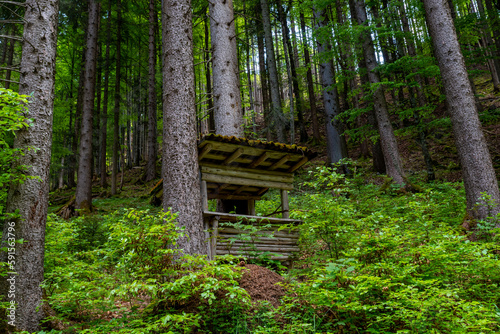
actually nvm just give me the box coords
[1,0,500,332]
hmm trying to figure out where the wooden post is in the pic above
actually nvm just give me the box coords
[248,199,256,215]
[200,180,208,211]
[281,189,289,218]
[210,216,219,260]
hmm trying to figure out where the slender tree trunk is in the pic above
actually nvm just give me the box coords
[399,1,435,181]
[112,0,122,195]
[424,0,500,221]
[352,0,406,184]
[0,1,59,332]
[261,0,285,142]
[314,7,348,164]
[243,6,256,135]
[146,0,158,182]
[277,0,307,142]
[4,32,15,90]
[300,12,320,142]
[475,0,500,91]
[162,0,207,255]
[257,27,271,140]
[209,0,244,136]
[100,0,112,188]
[76,0,100,212]
[94,44,102,179]
[203,16,215,133]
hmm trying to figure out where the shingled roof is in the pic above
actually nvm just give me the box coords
[198,134,316,200]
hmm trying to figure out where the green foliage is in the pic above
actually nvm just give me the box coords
[0,88,36,218]
[42,209,251,333]
[40,167,500,333]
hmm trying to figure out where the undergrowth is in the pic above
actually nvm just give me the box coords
[37,164,500,333]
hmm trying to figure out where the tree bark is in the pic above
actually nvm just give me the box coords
[256,25,271,140]
[162,0,207,255]
[314,7,348,165]
[277,0,307,143]
[352,0,406,184]
[76,0,100,212]
[146,0,158,182]
[203,16,215,133]
[100,0,112,188]
[0,0,59,332]
[209,0,244,136]
[423,0,500,221]
[260,0,286,142]
[112,0,122,195]
[300,12,320,142]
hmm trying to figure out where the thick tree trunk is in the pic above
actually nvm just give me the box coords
[260,0,286,142]
[352,0,406,184]
[76,0,100,212]
[300,12,320,142]
[314,7,348,164]
[423,0,500,221]
[209,0,244,136]
[100,0,112,188]
[146,0,158,182]
[0,0,59,332]
[162,0,207,255]
[112,0,122,195]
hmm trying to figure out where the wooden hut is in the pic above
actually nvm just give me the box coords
[198,134,316,261]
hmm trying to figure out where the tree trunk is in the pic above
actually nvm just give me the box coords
[0,1,59,332]
[277,0,307,143]
[76,0,100,212]
[100,0,112,188]
[4,31,15,90]
[161,0,207,255]
[475,0,500,91]
[257,26,271,140]
[112,0,122,196]
[209,0,244,136]
[314,7,348,164]
[423,0,500,221]
[260,0,286,142]
[300,12,320,142]
[204,16,215,133]
[352,0,406,184]
[146,0,158,182]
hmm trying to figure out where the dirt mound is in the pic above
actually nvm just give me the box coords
[239,264,284,308]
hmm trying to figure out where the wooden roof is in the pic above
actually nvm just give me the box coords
[198,134,316,200]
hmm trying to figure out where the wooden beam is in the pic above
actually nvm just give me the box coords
[198,143,213,160]
[208,194,261,200]
[248,151,269,168]
[257,188,269,196]
[234,185,247,194]
[203,211,301,224]
[269,155,291,171]
[202,173,293,190]
[223,148,244,165]
[287,157,308,173]
[216,183,230,191]
[281,189,289,218]
[201,166,294,183]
